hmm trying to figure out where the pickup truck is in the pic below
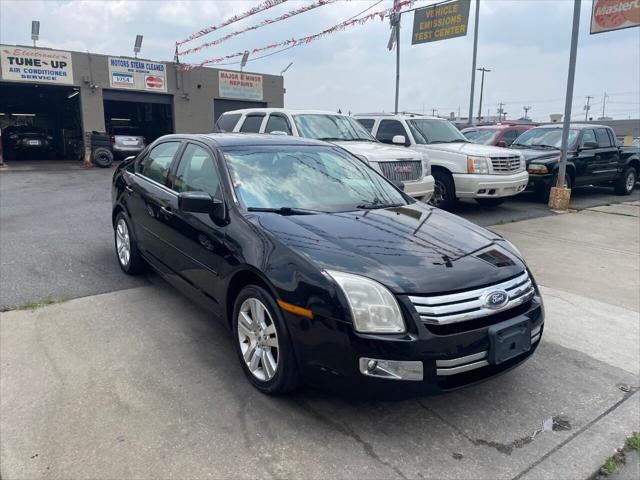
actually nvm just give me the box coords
[511,124,639,198]
[214,109,435,202]
[354,113,528,210]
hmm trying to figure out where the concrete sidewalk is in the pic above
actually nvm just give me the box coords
[1,203,639,480]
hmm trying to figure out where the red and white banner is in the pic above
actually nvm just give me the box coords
[179,0,338,56]
[591,0,640,34]
[177,0,288,46]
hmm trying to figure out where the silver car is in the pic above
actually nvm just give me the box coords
[110,127,145,159]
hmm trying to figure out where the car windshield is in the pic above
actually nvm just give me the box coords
[292,114,376,142]
[512,128,579,149]
[112,126,141,136]
[464,129,500,145]
[223,146,407,212]
[406,119,468,144]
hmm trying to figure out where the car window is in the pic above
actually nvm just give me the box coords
[265,114,292,135]
[240,114,265,133]
[501,130,519,145]
[356,119,375,132]
[595,128,612,147]
[215,113,241,132]
[293,114,376,142]
[465,129,499,144]
[138,142,181,185]
[581,129,597,147]
[376,120,409,145]
[406,119,468,144]
[173,144,220,197]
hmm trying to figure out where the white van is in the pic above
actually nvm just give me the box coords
[214,109,435,201]
[354,113,529,210]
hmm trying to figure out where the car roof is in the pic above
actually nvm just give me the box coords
[155,132,331,148]
[354,112,442,120]
[462,124,531,131]
[220,108,345,116]
[534,123,610,129]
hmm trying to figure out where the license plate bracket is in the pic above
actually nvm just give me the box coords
[488,316,531,365]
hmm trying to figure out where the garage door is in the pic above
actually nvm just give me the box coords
[0,82,83,160]
[213,99,267,124]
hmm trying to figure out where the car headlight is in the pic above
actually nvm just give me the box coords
[527,164,548,174]
[467,155,489,174]
[420,153,431,176]
[326,270,406,334]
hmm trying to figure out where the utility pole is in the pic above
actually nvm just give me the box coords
[389,0,401,115]
[431,108,438,117]
[477,67,490,121]
[467,0,481,125]
[584,95,593,121]
[523,105,531,120]
[497,102,505,121]
[601,92,609,119]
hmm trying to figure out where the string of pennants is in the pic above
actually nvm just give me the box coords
[178,0,340,57]
[178,0,417,70]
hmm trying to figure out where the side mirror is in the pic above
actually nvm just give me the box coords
[496,140,507,148]
[581,141,598,150]
[392,180,405,191]
[178,191,226,220]
[392,135,407,145]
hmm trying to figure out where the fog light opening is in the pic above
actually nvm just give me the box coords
[358,357,423,381]
[477,189,487,194]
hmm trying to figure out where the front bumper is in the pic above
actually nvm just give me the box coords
[404,174,435,201]
[452,171,529,198]
[285,292,544,398]
[527,173,554,190]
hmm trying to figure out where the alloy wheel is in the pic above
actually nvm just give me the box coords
[115,218,131,267]
[237,298,279,381]
[626,171,636,193]
[430,179,446,207]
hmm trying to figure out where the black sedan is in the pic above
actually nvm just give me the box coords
[3,125,53,159]
[112,134,544,396]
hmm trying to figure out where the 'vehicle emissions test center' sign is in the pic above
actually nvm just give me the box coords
[218,71,263,101]
[108,57,167,92]
[412,0,471,45]
[590,0,640,34]
[0,45,73,84]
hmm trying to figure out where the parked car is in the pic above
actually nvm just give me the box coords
[354,113,528,210]
[462,123,534,147]
[512,124,640,199]
[3,125,53,159]
[214,109,435,202]
[110,126,146,159]
[112,133,544,397]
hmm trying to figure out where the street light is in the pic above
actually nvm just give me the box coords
[280,62,293,76]
[133,35,143,58]
[31,20,40,48]
[476,67,491,121]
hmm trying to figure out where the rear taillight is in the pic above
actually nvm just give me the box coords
[110,136,115,144]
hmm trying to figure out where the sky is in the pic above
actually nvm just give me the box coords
[1,0,639,122]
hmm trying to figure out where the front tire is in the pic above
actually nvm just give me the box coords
[475,197,506,207]
[114,212,147,275]
[429,170,457,210]
[232,285,299,395]
[614,166,637,195]
[536,171,572,202]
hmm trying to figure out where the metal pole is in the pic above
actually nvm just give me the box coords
[556,0,581,190]
[602,92,608,119]
[468,0,480,125]
[477,69,486,121]
[394,12,401,114]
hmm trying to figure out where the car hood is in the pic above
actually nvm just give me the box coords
[413,142,516,156]
[515,148,561,164]
[251,203,526,294]
[332,141,421,162]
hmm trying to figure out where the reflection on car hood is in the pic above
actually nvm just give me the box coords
[413,142,516,156]
[332,141,420,162]
[252,203,526,294]
[515,148,561,164]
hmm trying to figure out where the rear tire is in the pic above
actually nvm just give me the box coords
[614,166,637,195]
[429,170,457,210]
[232,285,299,395]
[114,212,147,275]
[92,147,114,168]
[475,198,506,207]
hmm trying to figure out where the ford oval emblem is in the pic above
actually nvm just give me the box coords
[482,290,509,309]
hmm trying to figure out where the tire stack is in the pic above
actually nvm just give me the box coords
[90,132,114,168]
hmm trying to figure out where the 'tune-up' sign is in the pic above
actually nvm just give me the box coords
[412,0,471,45]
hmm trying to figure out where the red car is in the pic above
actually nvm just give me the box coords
[462,123,534,148]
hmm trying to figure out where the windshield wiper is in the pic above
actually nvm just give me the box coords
[432,139,469,143]
[316,137,347,142]
[247,207,318,215]
[356,202,404,210]
[511,143,530,149]
[531,144,559,150]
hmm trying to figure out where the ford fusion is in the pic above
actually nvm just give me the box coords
[112,133,544,396]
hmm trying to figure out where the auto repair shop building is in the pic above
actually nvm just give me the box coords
[0,44,284,159]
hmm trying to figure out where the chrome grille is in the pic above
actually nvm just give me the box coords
[408,271,535,325]
[490,155,522,173]
[378,160,422,182]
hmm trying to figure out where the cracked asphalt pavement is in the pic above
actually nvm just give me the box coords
[1,164,639,479]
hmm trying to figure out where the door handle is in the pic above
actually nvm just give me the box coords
[124,185,133,194]
[160,206,174,216]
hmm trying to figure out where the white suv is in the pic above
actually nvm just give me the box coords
[214,109,435,201]
[354,113,528,210]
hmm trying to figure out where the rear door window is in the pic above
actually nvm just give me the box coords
[240,114,265,133]
[214,113,241,132]
[595,128,612,147]
[375,120,409,145]
[501,129,519,145]
[265,114,292,135]
[138,142,181,185]
[356,119,375,132]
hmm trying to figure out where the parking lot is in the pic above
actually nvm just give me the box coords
[1,163,639,480]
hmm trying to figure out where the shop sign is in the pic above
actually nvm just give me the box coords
[591,0,640,34]
[219,71,263,101]
[411,0,471,45]
[0,45,73,84]
[108,57,167,92]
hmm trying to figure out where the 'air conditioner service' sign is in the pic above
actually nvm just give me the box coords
[108,57,167,92]
[219,71,263,101]
[0,46,73,85]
